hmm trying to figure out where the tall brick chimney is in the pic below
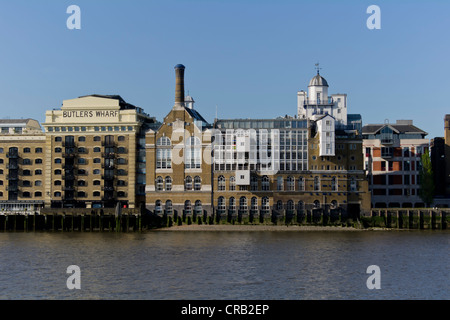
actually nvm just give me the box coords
[174,64,185,109]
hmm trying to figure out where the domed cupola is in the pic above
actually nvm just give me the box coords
[308,64,329,104]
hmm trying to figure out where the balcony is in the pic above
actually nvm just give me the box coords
[62,142,76,148]
[6,175,19,180]
[6,152,19,158]
[102,152,116,159]
[6,186,19,191]
[303,99,335,106]
[63,153,77,158]
[63,164,76,170]
[102,186,115,191]
[380,138,394,145]
[62,174,76,180]
[101,163,115,169]
[6,164,19,170]
[102,174,116,180]
[63,186,76,191]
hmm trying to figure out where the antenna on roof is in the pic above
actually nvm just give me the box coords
[216,105,218,120]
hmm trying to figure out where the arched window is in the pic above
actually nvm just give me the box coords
[185,136,201,169]
[34,192,42,197]
[314,176,320,191]
[194,176,201,191]
[229,176,236,191]
[93,191,101,197]
[331,200,338,209]
[229,197,236,213]
[287,200,294,212]
[262,176,270,191]
[195,200,202,215]
[94,147,101,153]
[155,200,162,214]
[287,176,295,191]
[54,192,61,197]
[185,176,193,191]
[250,176,258,191]
[165,176,172,191]
[156,176,163,191]
[218,175,226,191]
[276,200,283,210]
[251,197,258,212]
[277,176,284,191]
[156,137,172,169]
[165,200,173,214]
[298,201,305,211]
[184,200,192,215]
[239,197,247,212]
[157,136,171,146]
[218,196,225,213]
[314,200,321,208]
[262,197,270,213]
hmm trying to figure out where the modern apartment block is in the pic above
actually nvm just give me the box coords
[362,120,429,208]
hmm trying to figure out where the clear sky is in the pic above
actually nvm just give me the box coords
[0,0,449,139]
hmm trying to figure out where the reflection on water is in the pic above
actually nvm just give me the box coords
[0,230,448,299]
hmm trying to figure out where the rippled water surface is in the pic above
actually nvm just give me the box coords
[0,230,448,299]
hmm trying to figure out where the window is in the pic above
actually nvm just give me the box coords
[55,137,62,142]
[350,177,357,192]
[118,136,125,141]
[195,200,202,215]
[155,200,162,214]
[117,147,126,154]
[35,148,43,153]
[251,197,258,212]
[262,176,270,191]
[185,176,193,191]
[55,158,62,164]
[22,159,32,165]
[22,170,31,176]
[22,181,31,187]
[184,200,192,214]
[35,159,42,164]
[78,136,86,142]
[239,197,247,212]
[229,176,236,191]
[276,200,283,211]
[156,137,172,169]
[93,191,101,197]
[94,147,101,153]
[185,136,201,169]
[78,158,86,164]
[229,197,236,213]
[262,197,270,213]
[78,147,86,153]
[250,176,258,191]
[218,197,225,213]
[35,170,42,175]
[54,180,62,186]
[314,200,320,208]
[55,147,62,153]
[156,176,163,191]
[94,136,101,141]
[54,169,61,175]
[77,180,86,186]
[314,176,320,191]
[331,176,337,191]
[77,191,87,198]
[298,201,304,211]
[117,191,126,197]
[287,176,295,191]
[93,158,101,164]
[93,180,101,185]
[218,175,226,191]
[194,176,201,191]
[117,180,126,186]
[277,176,284,191]
[22,192,31,198]
[298,177,305,191]
[34,192,42,197]
[93,169,100,174]
[165,176,172,191]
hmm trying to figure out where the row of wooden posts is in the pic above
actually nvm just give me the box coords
[0,213,143,232]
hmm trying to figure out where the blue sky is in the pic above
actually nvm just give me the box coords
[0,0,449,139]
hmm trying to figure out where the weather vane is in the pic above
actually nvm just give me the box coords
[315,62,322,75]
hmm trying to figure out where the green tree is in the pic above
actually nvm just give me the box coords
[418,149,435,207]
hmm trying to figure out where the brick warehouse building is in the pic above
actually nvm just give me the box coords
[145,65,370,219]
[0,64,370,217]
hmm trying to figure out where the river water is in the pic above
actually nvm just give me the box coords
[0,230,448,300]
